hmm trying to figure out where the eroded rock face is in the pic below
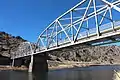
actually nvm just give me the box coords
[0,31,26,57]
[1,31,120,67]
[48,45,120,64]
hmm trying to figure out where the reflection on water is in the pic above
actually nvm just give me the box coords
[0,65,120,80]
[32,71,48,80]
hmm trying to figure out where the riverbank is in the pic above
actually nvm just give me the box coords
[0,65,28,70]
[0,61,120,71]
[48,61,120,70]
[1,65,120,80]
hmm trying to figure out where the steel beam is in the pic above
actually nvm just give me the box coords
[102,0,120,12]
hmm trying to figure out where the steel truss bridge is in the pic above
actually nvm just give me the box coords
[11,0,120,59]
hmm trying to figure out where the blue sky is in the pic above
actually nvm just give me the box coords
[0,0,120,46]
[0,0,80,42]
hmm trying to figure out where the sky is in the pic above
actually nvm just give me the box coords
[0,0,80,42]
[0,0,120,45]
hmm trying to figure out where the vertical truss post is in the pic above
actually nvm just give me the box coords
[46,29,48,49]
[60,32,62,41]
[93,0,100,36]
[86,20,89,37]
[55,21,58,46]
[109,7,115,31]
[70,11,74,42]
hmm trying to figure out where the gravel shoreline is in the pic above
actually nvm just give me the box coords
[0,61,119,71]
[0,65,28,70]
[48,61,120,70]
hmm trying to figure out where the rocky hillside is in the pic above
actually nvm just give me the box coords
[0,31,26,57]
[48,44,120,65]
[1,31,120,67]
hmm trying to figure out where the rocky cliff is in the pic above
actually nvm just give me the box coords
[1,31,120,67]
[48,44,120,65]
[0,31,26,57]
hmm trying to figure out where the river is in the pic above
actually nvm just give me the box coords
[0,65,120,80]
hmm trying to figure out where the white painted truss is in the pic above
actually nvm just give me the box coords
[12,0,120,59]
[36,0,120,50]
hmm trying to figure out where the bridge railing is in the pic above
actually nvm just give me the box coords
[45,20,120,49]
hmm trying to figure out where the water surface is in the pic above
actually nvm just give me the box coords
[0,65,120,80]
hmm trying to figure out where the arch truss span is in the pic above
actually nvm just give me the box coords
[10,0,120,59]
[36,0,120,53]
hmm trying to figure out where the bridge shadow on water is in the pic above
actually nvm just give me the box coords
[28,65,120,80]
[0,64,120,80]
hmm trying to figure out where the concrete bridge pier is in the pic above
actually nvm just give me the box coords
[11,53,48,73]
[28,53,48,73]
[28,55,33,72]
